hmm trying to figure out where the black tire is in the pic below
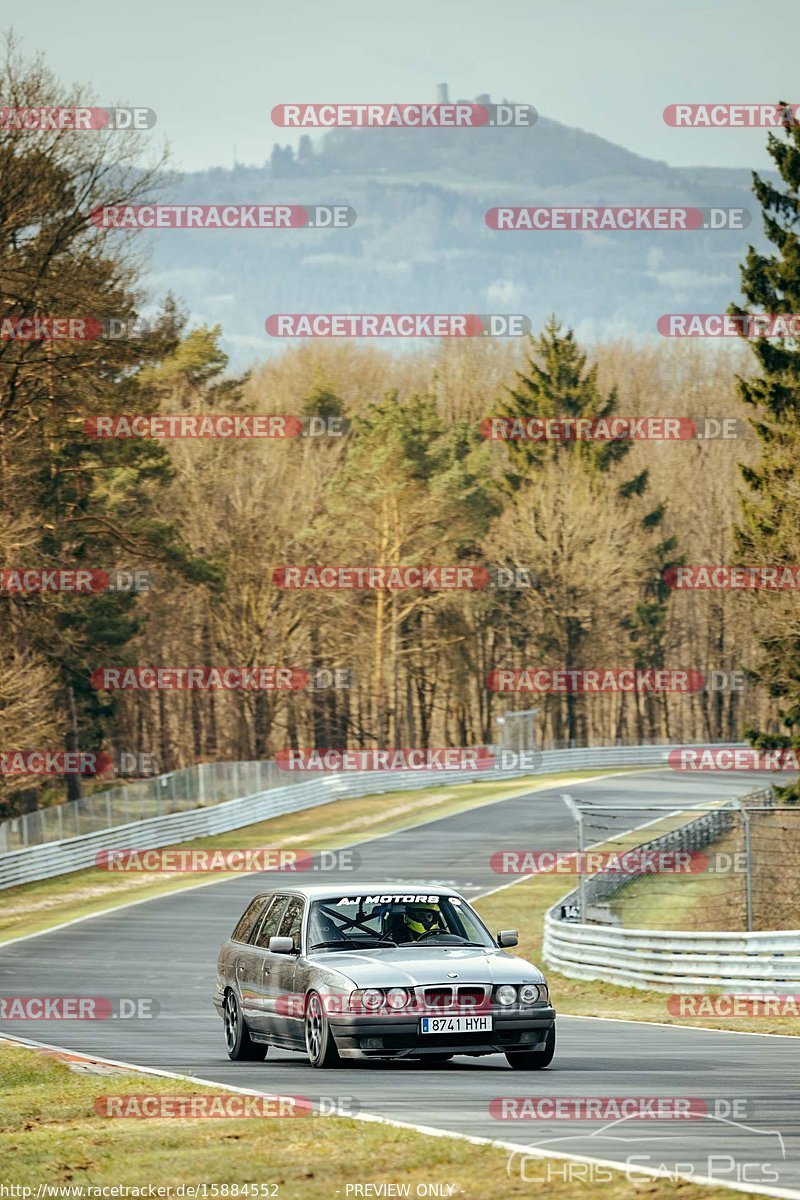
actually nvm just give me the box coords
[223,989,268,1061]
[505,1024,555,1070]
[305,991,341,1068]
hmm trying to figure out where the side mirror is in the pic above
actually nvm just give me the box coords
[269,936,295,954]
[497,929,519,948]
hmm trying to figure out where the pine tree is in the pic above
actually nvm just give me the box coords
[496,316,631,486]
[491,318,679,743]
[731,105,800,799]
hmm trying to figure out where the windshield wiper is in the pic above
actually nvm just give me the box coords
[410,938,489,947]
[308,939,398,951]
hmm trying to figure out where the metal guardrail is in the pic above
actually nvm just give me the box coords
[541,790,800,994]
[0,742,733,889]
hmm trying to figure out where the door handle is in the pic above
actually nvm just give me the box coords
[262,963,271,976]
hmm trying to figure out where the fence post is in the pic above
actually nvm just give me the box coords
[561,794,585,921]
[732,798,753,932]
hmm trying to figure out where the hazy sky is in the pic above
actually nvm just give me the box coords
[11,0,798,172]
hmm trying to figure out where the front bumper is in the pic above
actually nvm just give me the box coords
[329,1005,556,1059]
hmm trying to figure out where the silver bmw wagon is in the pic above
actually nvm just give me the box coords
[213,883,556,1069]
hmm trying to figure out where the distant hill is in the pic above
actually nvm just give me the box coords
[138,103,769,368]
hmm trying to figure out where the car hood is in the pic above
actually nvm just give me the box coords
[308,945,545,988]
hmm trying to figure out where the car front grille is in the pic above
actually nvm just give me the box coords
[457,986,487,1008]
[423,987,453,1008]
[420,984,489,1011]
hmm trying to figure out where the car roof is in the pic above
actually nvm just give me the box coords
[251,882,464,901]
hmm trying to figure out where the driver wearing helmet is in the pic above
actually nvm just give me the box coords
[403,901,443,941]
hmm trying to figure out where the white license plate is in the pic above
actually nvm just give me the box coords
[419,1015,492,1034]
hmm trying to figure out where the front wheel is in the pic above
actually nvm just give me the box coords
[223,990,267,1061]
[305,992,341,1068]
[505,1024,555,1070]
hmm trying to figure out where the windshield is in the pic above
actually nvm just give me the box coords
[306,892,495,951]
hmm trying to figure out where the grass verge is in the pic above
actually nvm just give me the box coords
[0,1040,770,1200]
[612,809,800,933]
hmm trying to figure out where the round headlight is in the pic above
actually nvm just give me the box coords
[359,988,384,1011]
[385,987,411,1009]
[496,984,517,1006]
[520,983,541,1005]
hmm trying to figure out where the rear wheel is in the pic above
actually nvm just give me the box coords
[505,1024,555,1070]
[224,990,267,1061]
[305,992,341,1068]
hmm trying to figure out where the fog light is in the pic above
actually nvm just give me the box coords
[496,985,517,1006]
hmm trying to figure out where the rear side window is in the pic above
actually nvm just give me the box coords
[253,896,289,948]
[231,897,266,943]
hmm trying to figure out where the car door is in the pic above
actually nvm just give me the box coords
[268,895,306,1044]
[237,894,289,1031]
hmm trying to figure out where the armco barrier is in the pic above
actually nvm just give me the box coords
[541,790,800,994]
[0,742,739,889]
[542,917,800,994]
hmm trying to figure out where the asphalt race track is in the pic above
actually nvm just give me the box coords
[2,769,798,1197]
